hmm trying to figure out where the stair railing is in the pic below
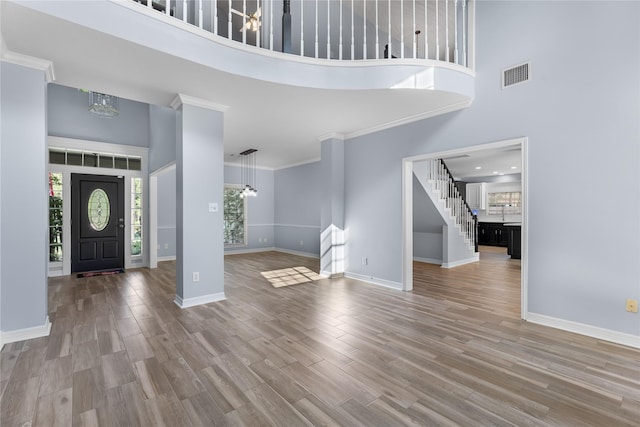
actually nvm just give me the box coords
[426,158,478,252]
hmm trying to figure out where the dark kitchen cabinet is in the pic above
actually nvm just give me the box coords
[478,223,509,247]
[507,226,522,259]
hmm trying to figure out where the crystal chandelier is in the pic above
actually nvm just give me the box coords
[239,149,258,198]
[89,92,119,118]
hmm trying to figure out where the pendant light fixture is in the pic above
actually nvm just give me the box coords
[239,149,258,198]
[88,91,119,118]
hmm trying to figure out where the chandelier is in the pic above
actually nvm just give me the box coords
[239,149,258,198]
[89,92,119,118]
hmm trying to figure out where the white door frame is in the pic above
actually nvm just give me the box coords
[402,137,529,320]
[149,162,176,269]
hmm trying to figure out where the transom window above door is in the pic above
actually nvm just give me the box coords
[49,148,141,171]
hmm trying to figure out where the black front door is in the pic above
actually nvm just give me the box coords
[71,174,124,273]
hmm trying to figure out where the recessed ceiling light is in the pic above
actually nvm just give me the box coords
[475,166,482,170]
[511,166,517,169]
[492,171,499,174]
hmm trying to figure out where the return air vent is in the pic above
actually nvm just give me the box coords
[502,62,530,89]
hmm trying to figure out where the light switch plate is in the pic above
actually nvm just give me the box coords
[209,203,218,213]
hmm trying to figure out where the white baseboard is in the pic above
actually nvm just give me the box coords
[0,316,52,349]
[174,292,226,309]
[414,257,442,265]
[224,247,276,256]
[442,255,479,269]
[527,313,640,349]
[344,272,403,291]
[320,271,344,279]
[274,248,320,259]
[157,255,176,262]
[222,247,319,259]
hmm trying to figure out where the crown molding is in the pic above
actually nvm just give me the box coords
[1,50,56,82]
[346,99,473,140]
[273,157,321,171]
[170,94,229,112]
[316,132,345,142]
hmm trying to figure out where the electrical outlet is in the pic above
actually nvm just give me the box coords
[300,240,304,246]
[263,237,267,243]
[164,243,169,249]
[362,257,368,265]
[193,272,200,282]
[626,299,638,313]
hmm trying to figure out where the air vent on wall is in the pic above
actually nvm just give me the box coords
[502,62,530,89]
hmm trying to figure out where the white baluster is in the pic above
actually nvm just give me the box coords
[228,0,232,41]
[351,0,355,59]
[339,0,343,59]
[183,0,188,22]
[424,0,428,59]
[270,0,274,50]
[300,0,304,55]
[198,0,203,28]
[454,0,459,64]
[363,0,367,59]
[445,0,449,62]
[242,0,246,44]
[462,0,467,67]
[315,0,318,58]
[435,0,439,60]
[327,0,331,59]
[375,0,379,59]
[213,0,217,34]
[257,0,261,47]
[388,0,391,58]
[147,0,152,10]
[413,0,416,59]
[166,0,171,16]
[400,0,404,58]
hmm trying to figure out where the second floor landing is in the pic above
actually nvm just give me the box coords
[1,0,476,168]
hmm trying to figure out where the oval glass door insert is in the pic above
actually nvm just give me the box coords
[88,188,110,231]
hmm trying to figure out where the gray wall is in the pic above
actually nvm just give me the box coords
[344,1,640,336]
[274,161,321,256]
[48,83,150,147]
[224,165,275,253]
[413,175,445,262]
[1,62,49,332]
[149,105,177,172]
[157,169,177,259]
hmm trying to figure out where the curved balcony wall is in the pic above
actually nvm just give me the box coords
[134,0,473,66]
[9,0,474,102]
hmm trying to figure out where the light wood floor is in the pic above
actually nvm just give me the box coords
[1,249,639,426]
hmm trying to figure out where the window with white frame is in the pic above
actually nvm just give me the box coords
[49,172,63,262]
[131,177,143,256]
[488,192,522,216]
[224,186,246,245]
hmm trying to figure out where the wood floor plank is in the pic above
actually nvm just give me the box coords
[144,393,193,427]
[101,351,137,389]
[39,355,73,397]
[32,387,73,427]
[6,249,635,427]
[133,357,174,399]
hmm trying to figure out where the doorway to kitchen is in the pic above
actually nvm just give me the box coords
[402,137,528,319]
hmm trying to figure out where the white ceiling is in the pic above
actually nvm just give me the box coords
[442,146,522,181]
[1,1,471,169]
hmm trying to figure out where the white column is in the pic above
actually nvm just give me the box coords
[171,94,228,308]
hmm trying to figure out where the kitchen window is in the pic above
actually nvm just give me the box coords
[488,192,521,216]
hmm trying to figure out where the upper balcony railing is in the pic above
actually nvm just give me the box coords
[132,0,474,68]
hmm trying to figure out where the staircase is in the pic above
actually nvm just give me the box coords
[414,158,478,267]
